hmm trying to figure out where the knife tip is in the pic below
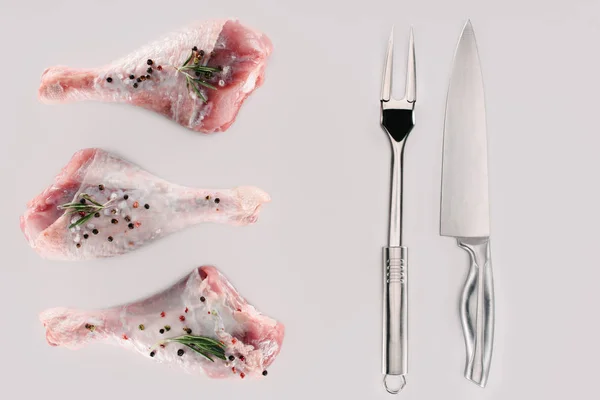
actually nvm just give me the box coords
[462,19,474,34]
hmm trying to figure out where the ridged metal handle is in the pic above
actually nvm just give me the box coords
[457,237,494,387]
[383,246,407,393]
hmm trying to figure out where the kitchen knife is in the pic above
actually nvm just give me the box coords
[440,20,495,388]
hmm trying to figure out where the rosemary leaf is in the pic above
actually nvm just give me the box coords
[185,344,216,362]
[60,204,95,211]
[81,194,104,207]
[189,79,208,103]
[58,202,87,209]
[180,65,221,73]
[188,342,226,360]
[68,212,95,229]
[182,52,193,67]
[182,335,224,348]
[190,343,226,361]
[194,79,217,90]
[164,334,226,362]
[187,341,224,354]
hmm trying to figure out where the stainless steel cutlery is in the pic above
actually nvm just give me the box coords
[379,27,416,395]
[377,20,494,392]
[440,20,495,388]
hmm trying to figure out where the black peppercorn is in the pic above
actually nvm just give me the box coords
[144,204,150,209]
[94,212,100,218]
[80,198,86,204]
[192,46,198,51]
[128,223,134,229]
[137,78,142,82]
[106,77,113,83]
[184,328,192,334]
[111,209,117,215]
[147,68,152,74]
[177,349,184,356]
[262,370,268,376]
[92,229,99,235]
[145,74,151,79]
[99,184,105,190]
[200,296,206,302]
[107,236,113,242]
[159,329,165,334]
[111,219,118,224]
[195,71,201,77]
[147,59,153,65]
[228,355,235,361]
[150,351,155,357]
[123,194,129,200]
[76,243,81,248]
[133,83,138,88]
[83,234,89,239]
[199,50,205,56]
[129,74,135,79]
[214,198,220,204]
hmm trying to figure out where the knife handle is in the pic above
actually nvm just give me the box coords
[457,237,494,387]
[382,246,407,393]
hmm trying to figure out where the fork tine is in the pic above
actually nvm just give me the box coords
[404,27,416,103]
[381,27,394,102]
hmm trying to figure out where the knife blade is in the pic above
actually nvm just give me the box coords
[440,20,495,388]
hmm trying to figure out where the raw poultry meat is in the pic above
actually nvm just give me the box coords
[40,266,285,378]
[38,20,272,133]
[21,148,270,260]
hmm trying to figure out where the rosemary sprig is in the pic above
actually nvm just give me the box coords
[163,335,226,362]
[58,193,114,229]
[175,49,221,103]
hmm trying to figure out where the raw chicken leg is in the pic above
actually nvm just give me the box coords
[20,148,270,260]
[40,266,285,379]
[38,20,272,133]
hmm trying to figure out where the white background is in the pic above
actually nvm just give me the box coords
[1,0,599,399]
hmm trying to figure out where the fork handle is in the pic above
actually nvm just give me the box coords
[383,246,408,386]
